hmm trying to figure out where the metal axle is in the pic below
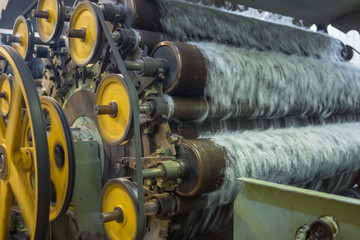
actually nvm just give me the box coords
[31,9,49,19]
[94,102,118,118]
[65,28,86,41]
[142,168,164,179]
[124,60,144,72]
[139,104,151,114]
[142,160,186,180]
[101,207,124,223]
[6,35,22,44]
[101,200,159,224]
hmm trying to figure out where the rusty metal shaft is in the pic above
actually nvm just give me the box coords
[7,35,21,44]
[65,28,86,41]
[142,168,164,179]
[144,200,159,216]
[32,9,49,19]
[101,200,160,224]
[101,207,124,223]
[94,102,118,117]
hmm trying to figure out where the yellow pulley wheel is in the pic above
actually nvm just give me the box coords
[21,97,75,221]
[35,0,65,43]
[67,1,104,66]
[0,45,50,239]
[95,74,133,145]
[100,178,145,240]
[0,74,13,116]
[11,16,34,60]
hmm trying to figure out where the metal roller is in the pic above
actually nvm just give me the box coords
[141,96,267,121]
[176,139,227,197]
[117,0,163,32]
[151,41,207,96]
[112,28,175,52]
[142,95,360,121]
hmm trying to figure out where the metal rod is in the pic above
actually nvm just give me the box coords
[100,208,124,223]
[139,104,150,114]
[94,102,118,117]
[124,60,144,72]
[31,9,49,19]
[6,35,22,44]
[142,168,164,179]
[65,28,86,41]
[22,0,38,17]
[144,200,159,216]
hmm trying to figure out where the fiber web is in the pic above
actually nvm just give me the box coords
[203,122,360,205]
[191,41,360,119]
[156,0,344,61]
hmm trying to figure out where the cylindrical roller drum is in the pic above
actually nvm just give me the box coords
[137,29,175,51]
[151,41,207,96]
[176,139,227,197]
[119,0,163,32]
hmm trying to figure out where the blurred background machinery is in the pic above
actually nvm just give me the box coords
[0,0,360,240]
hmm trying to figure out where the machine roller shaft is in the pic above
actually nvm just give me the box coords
[112,28,175,52]
[141,95,360,121]
[151,41,360,119]
[32,9,49,19]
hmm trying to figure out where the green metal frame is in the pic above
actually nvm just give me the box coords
[234,177,360,239]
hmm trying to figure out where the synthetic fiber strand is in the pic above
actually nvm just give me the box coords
[156,0,344,61]
[204,122,360,205]
[192,41,360,119]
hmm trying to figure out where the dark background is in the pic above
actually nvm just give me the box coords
[0,0,75,30]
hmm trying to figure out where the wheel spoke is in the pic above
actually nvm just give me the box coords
[48,131,67,212]
[6,83,23,150]
[50,159,66,209]
[0,116,5,142]
[8,161,35,235]
[0,180,14,239]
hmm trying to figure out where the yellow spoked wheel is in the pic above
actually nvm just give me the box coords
[11,16,34,60]
[95,74,133,145]
[35,0,65,43]
[0,74,13,116]
[100,178,145,240]
[68,1,104,66]
[0,45,50,239]
[22,96,75,221]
